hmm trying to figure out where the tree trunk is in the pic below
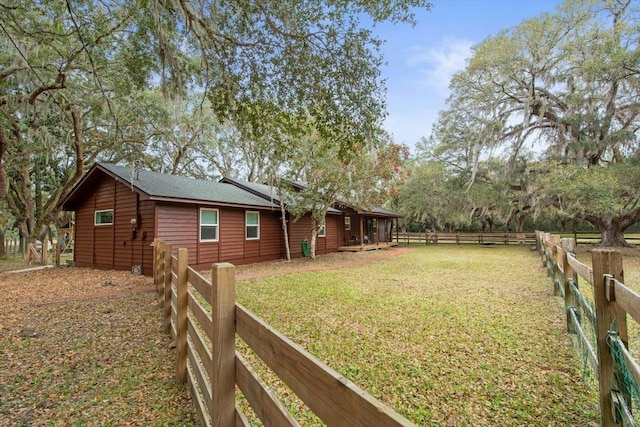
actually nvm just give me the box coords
[280,200,291,261]
[17,222,29,253]
[0,228,5,258]
[309,218,318,259]
[0,129,8,201]
[600,225,628,247]
[514,214,526,233]
[592,214,638,247]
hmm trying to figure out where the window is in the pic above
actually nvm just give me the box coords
[94,209,113,225]
[344,217,351,230]
[200,208,219,242]
[318,217,326,237]
[246,211,260,240]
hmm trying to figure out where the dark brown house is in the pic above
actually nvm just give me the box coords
[219,177,346,258]
[220,178,402,250]
[59,163,365,274]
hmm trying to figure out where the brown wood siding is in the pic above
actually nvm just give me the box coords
[289,215,311,257]
[138,199,155,274]
[289,214,343,257]
[113,182,137,270]
[91,178,115,268]
[156,203,199,266]
[260,212,285,258]
[219,209,245,261]
[73,195,95,267]
[73,178,156,273]
[324,215,342,252]
[69,169,349,272]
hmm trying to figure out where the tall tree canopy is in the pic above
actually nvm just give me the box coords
[404,0,640,244]
[0,0,432,240]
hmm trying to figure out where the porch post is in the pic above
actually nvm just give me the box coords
[359,216,364,248]
[395,218,399,243]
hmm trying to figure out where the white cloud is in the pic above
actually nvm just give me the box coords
[405,38,473,97]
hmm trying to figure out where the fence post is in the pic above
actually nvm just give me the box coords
[561,238,577,333]
[211,262,236,426]
[42,239,48,265]
[592,249,628,427]
[156,241,165,299]
[152,238,159,290]
[176,248,188,383]
[551,235,561,296]
[55,241,61,267]
[456,231,460,245]
[163,243,173,334]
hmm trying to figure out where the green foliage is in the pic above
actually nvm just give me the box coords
[405,0,640,242]
[1,0,432,240]
[533,162,640,219]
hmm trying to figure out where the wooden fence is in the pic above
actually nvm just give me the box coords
[3,237,29,258]
[152,239,415,427]
[537,231,640,426]
[394,231,537,246]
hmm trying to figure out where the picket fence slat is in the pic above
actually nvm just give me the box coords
[235,352,300,427]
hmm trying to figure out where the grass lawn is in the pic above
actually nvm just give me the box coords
[0,256,31,272]
[236,245,600,426]
[6,244,635,426]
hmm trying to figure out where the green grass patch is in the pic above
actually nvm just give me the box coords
[0,256,30,272]
[236,245,600,426]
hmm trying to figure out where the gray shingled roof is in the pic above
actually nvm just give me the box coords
[100,163,278,209]
[359,206,403,218]
[222,177,343,214]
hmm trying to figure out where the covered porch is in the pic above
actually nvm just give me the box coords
[338,205,403,249]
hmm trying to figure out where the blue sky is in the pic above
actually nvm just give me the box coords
[378,0,563,152]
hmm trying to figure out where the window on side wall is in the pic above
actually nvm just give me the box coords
[246,211,260,240]
[200,208,219,242]
[94,209,113,225]
[344,216,351,230]
[318,217,326,237]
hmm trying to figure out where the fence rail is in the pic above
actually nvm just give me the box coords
[394,231,537,245]
[395,231,640,247]
[537,231,640,427]
[152,239,415,427]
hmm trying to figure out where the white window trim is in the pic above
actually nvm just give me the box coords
[318,217,326,237]
[245,211,260,240]
[344,216,351,230]
[200,208,219,242]
[94,209,113,226]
